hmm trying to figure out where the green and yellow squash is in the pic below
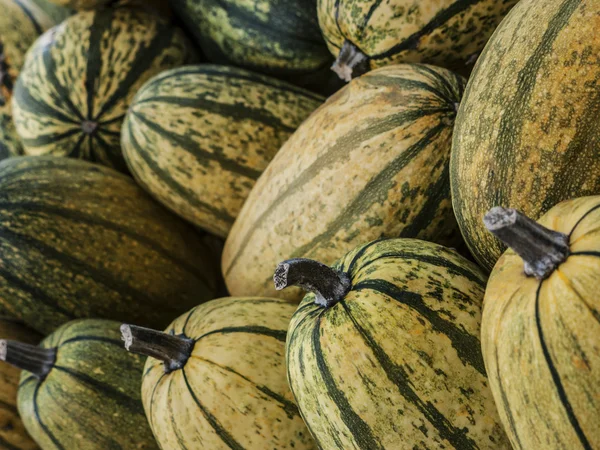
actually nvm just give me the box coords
[122,65,324,238]
[0,0,71,160]
[318,0,519,81]
[121,297,315,449]
[481,196,600,449]
[0,318,41,450]
[43,0,171,14]
[223,64,466,301]
[1,319,158,449]
[450,0,600,272]
[0,156,219,335]
[276,238,509,449]
[12,6,197,173]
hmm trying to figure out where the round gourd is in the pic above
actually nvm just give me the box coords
[12,6,197,173]
[122,65,324,238]
[121,297,315,450]
[481,196,600,449]
[223,64,466,302]
[0,156,219,335]
[450,0,600,272]
[0,318,41,450]
[276,238,509,449]
[0,319,158,449]
[319,0,519,81]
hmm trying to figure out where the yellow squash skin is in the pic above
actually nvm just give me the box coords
[223,64,465,301]
[286,238,509,449]
[482,196,600,450]
[451,0,600,272]
[141,297,316,450]
[0,318,41,450]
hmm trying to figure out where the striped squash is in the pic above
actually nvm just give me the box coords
[1,319,158,449]
[0,318,41,450]
[223,64,466,302]
[276,238,509,449]
[318,0,519,81]
[481,197,600,449]
[12,6,197,173]
[0,0,71,160]
[0,156,219,335]
[121,297,315,450]
[122,65,324,238]
[450,0,600,272]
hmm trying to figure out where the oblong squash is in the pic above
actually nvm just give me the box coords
[481,197,600,449]
[450,0,600,272]
[122,65,324,238]
[277,238,509,449]
[0,156,218,334]
[223,64,465,301]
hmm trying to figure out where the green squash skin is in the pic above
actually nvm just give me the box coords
[0,156,219,335]
[17,319,159,450]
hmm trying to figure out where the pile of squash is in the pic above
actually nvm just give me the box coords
[0,0,598,448]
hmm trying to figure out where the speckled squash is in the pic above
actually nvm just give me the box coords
[279,238,509,449]
[122,297,316,450]
[481,196,600,450]
[12,6,197,173]
[122,65,324,238]
[451,0,600,272]
[223,64,466,301]
[0,318,41,450]
[0,0,71,160]
[0,156,219,335]
[318,0,519,80]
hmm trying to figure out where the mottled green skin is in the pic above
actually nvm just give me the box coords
[18,319,158,450]
[12,6,197,173]
[0,156,219,334]
[451,0,600,272]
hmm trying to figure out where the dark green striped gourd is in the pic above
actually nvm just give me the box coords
[12,6,197,173]
[1,319,158,449]
[0,156,219,334]
[277,238,509,449]
[122,65,324,238]
[223,64,466,301]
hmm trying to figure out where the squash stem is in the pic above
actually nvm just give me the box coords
[331,40,370,82]
[120,324,195,373]
[483,207,569,279]
[274,258,351,307]
[0,340,56,379]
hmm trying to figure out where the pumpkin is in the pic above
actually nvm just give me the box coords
[481,196,600,449]
[0,156,219,335]
[0,319,158,449]
[223,64,466,302]
[0,317,41,450]
[450,0,600,272]
[122,64,324,238]
[0,0,71,160]
[318,0,519,81]
[276,238,509,449]
[11,5,197,173]
[121,297,315,450]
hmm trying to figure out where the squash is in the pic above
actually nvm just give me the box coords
[0,317,41,450]
[276,238,509,449]
[450,0,600,272]
[0,156,219,335]
[481,196,600,449]
[0,0,71,160]
[42,0,171,14]
[11,6,197,173]
[0,319,158,449]
[122,64,324,238]
[223,64,466,302]
[121,297,316,449]
[318,0,519,81]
